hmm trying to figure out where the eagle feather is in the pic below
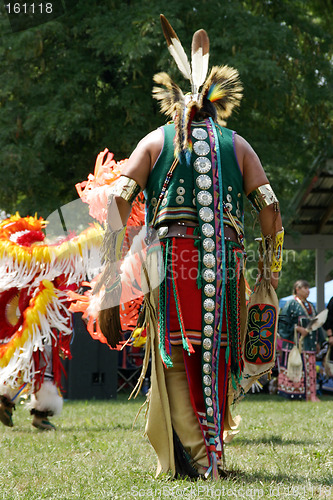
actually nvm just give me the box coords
[160,15,192,83]
[191,29,209,93]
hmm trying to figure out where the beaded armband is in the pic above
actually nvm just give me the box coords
[271,228,284,272]
[248,184,279,213]
[102,226,127,265]
[261,228,284,273]
[92,225,126,298]
[108,176,141,204]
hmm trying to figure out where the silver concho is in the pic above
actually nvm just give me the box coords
[176,195,184,205]
[161,198,168,206]
[192,198,196,206]
[207,407,214,417]
[205,397,213,407]
[203,351,211,363]
[204,387,212,396]
[236,209,241,218]
[203,325,213,337]
[199,207,214,222]
[157,226,169,238]
[203,363,211,375]
[203,298,215,312]
[203,269,215,283]
[197,191,212,206]
[177,186,185,195]
[203,338,212,350]
[179,178,184,184]
[227,194,232,202]
[203,253,215,268]
[193,140,210,156]
[203,238,215,252]
[151,197,157,207]
[225,202,233,211]
[193,157,211,174]
[204,284,215,297]
[203,375,211,386]
[203,351,212,363]
[204,312,214,324]
[202,223,214,238]
[192,127,208,140]
[196,175,212,190]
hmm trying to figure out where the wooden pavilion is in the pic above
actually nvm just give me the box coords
[284,157,333,310]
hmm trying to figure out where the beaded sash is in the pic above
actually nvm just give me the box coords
[191,118,227,470]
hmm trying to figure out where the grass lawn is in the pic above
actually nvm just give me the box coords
[1,392,332,499]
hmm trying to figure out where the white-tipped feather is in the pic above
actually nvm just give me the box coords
[167,38,192,82]
[191,48,209,93]
[160,15,192,83]
[191,29,210,93]
[157,16,242,130]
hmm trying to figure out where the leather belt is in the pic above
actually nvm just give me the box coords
[157,221,199,239]
[157,221,239,243]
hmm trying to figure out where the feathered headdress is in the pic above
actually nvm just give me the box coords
[153,15,243,158]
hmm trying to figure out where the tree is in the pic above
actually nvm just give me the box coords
[0,0,331,235]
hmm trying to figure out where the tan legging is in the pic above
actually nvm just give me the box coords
[164,346,209,472]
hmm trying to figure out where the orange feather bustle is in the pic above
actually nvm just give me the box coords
[72,149,146,349]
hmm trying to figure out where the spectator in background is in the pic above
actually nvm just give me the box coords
[323,296,333,348]
[277,279,327,402]
[322,296,333,387]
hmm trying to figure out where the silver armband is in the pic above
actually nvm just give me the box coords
[108,176,141,204]
[248,183,279,213]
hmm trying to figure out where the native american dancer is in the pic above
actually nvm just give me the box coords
[0,214,103,430]
[71,16,284,479]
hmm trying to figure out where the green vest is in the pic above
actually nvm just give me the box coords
[144,121,244,232]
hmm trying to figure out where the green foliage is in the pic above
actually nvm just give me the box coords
[277,248,316,298]
[0,0,332,219]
